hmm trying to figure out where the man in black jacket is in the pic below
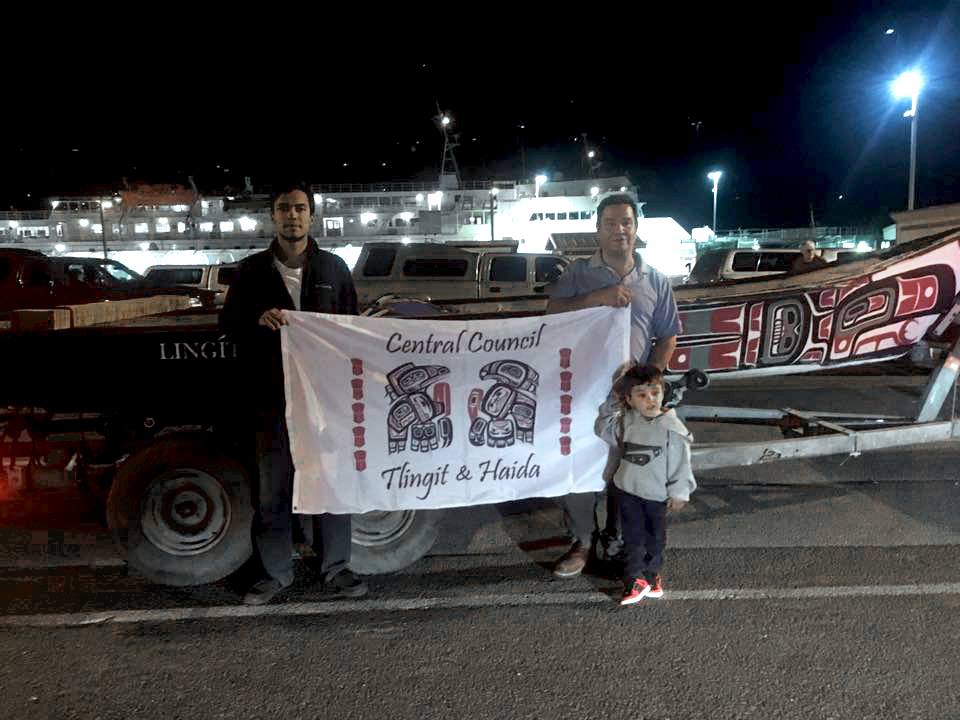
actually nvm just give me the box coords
[220,181,367,605]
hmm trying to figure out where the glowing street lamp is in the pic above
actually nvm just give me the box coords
[535,174,548,198]
[489,186,500,242]
[892,70,924,210]
[707,170,723,232]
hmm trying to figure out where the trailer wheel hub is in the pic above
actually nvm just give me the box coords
[141,469,230,557]
[351,510,416,548]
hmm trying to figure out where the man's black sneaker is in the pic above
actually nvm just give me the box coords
[242,578,291,606]
[324,569,369,599]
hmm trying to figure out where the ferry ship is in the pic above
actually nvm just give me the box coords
[0,174,697,278]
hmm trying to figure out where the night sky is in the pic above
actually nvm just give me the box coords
[3,2,958,233]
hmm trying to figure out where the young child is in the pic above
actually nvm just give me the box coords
[595,364,696,605]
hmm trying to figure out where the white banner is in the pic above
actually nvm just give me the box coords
[282,307,630,514]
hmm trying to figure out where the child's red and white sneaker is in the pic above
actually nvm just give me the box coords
[647,575,664,599]
[620,578,651,606]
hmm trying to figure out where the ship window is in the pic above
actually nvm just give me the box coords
[325,217,343,237]
[362,248,397,277]
[135,223,149,234]
[199,222,214,233]
[490,256,527,283]
[402,258,468,278]
[219,221,234,233]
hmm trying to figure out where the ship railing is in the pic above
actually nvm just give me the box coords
[0,210,51,221]
[311,180,518,194]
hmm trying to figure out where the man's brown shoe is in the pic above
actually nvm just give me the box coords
[552,542,590,578]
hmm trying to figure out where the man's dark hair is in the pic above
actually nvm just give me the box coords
[613,363,664,398]
[596,193,639,229]
[269,180,315,215]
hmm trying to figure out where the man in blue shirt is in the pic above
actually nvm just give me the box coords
[547,192,681,577]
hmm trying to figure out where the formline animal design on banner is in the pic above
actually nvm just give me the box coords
[385,362,453,454]
[468,360,540,448]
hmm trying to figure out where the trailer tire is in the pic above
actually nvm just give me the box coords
[349,509,441,575]
[106,435,253,587]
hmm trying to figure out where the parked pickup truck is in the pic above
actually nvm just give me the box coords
[0,249,216,321]
[142,263,240,306]
[352,242,569,309]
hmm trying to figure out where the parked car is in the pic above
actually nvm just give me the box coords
[686,246,873,284]
[142,263,239,305]
[0,250,215,319]
[352,242,568,308]
[685,248,803,283]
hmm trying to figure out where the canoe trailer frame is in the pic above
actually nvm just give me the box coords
[680,302,960,472]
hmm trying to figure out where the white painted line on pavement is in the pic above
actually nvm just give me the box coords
[4,582,960,628]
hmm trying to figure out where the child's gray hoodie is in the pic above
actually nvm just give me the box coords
[594,394,696,502]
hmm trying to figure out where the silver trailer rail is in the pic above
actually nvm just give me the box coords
[683,335,960,472]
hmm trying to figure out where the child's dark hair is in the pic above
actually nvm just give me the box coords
[613,364,664,398]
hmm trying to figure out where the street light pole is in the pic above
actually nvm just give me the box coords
[99,200,109,259]
[907,91,919,211]
[489,186,499,242]
[707,170,723,233]
[892,71,924,211]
